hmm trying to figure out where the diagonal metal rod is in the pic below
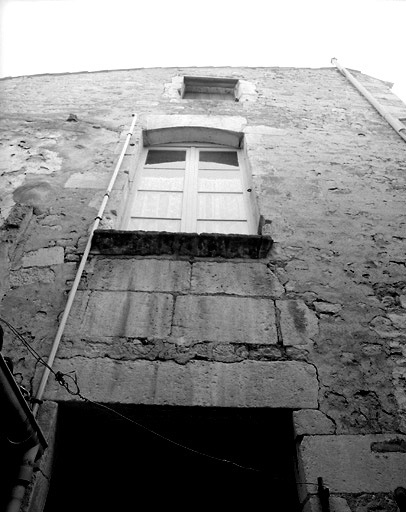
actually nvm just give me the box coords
[331,58,406,143]
[33,113,137,417]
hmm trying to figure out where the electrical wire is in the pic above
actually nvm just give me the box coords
[0,316,318,484]
[0,317,55,377]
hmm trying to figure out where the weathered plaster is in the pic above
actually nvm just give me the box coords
[1,66,405,511]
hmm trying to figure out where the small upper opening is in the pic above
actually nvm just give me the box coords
[182,76,239,101]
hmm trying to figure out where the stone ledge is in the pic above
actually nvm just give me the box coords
[42,359,318,408]
[92,230,273,259]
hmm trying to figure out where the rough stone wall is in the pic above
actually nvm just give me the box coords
[1,67,406,512]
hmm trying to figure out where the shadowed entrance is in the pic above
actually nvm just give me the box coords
[45,404,300,511]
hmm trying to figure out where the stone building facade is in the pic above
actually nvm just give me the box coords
[0,65,406,511]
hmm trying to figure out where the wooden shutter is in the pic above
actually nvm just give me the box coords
[128,149,186,232]
[129,146,253,235]
[196,149,249,235]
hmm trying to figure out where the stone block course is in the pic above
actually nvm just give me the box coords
[172,295,278,344]
[65,290,174,339]
[86,258,191,292]
[191,261,284,297]
[43,358,319,408]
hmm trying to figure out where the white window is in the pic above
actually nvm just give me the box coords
[123,145,256,235]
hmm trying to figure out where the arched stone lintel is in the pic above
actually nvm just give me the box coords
[143,126,243,148]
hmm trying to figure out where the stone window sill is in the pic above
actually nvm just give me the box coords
[92,230,273,259]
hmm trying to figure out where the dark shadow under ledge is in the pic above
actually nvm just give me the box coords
[92,230,273,259]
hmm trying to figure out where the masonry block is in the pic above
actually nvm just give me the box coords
[277,299,319,346]
[293,409,336,436]
[9,267,55,287]
[172,295,278,344]
[299,434,406,493]
[43,359,319,408]
[191,261,284,297]
[65,290,173,339]
[87,258,190,292]
[21,247,64,268]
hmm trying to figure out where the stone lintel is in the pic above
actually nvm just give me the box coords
[43,359,318,409]
[142,114,247,138]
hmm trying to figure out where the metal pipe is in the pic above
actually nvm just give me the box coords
[0,354,46,449]
[0,350,47,512]
[6,445,40,512]
[331,58,406,143]
[33,113,137,416]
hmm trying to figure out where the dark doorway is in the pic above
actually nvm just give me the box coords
[45,403,300,511]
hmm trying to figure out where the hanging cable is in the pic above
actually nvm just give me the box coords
[1,316,320,484]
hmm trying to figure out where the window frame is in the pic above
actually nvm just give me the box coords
[182,76,239,101]
[121,142,257,235]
